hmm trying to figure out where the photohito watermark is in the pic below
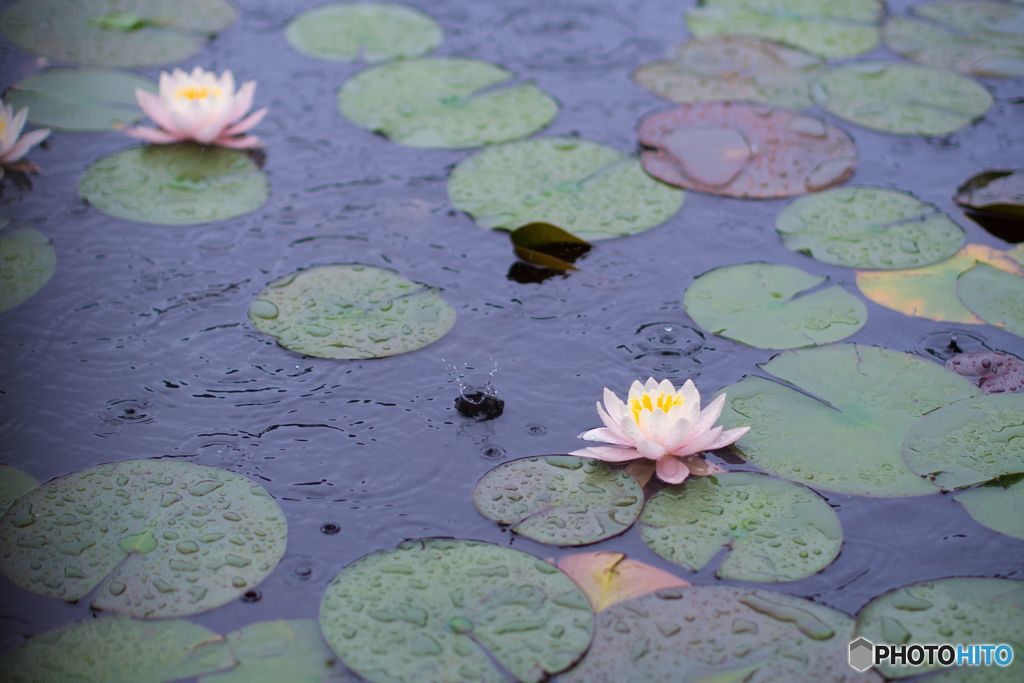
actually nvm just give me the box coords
[848,637,1015,672]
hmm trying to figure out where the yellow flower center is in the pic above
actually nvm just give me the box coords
[629,391,684,424]
[0,118,6,135]
[175,85,221,101]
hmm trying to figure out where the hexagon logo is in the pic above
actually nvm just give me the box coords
[849,637,875,672]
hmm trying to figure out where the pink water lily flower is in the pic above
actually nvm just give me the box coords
[572,378,750,485]
[0,100,50,178]
[124,67,267,149]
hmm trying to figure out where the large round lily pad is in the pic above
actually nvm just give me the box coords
[0,0,236,67]
[811,63,993,136]
[6,67,154,132]
[720,344,981,497]
[0,465,37,517]
[248,264,456,360]
[448,137,684,240]
[79,144,269,226]
[685,0,884,59]
[958,263,1024,338]
[201,619,347,683]
[884,3,1024,80]
[564,586,879,682]
[638,102,857,199]
[683,262,866,349]
[0,228,56,314]
[0,458,288,618]
[286,3,441,63]
[633,36,824,109]
[640,473,842,582]
[473,455,644,546]
[776,186,965,270]
[855,578,1024,679]
[956,477,1024,541]
[857,244,1023,324]
[337,58,557,149]
[319,538,594,683]
[902,394,1024,490]
[0,616,235,683]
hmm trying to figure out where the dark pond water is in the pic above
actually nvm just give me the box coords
[0,0,1022,679]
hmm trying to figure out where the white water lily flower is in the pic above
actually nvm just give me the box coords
[571,378,750,485]
[0,100,50,178]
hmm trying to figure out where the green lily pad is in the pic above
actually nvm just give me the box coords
[956,476,1024,541]
[201,619,347,683]
[685,0,883,59]
[286,3,441,63]
[811,62,993,136]
[0,0,236,67]
[0,465,37,517]
[448,137,685,240]
[0,616,235,683]
[776,186,966,270]
[79,144,269,226]
[0,228,56,314]
[639,472,842,582]
[564,586,879,682]
[473,455,644,546]
[633,36,824,109]
[902,394,1024,490]
[319,538,594,683]
[855,578,1024,679]
[248,264,455,360]
[683,263,867,350]
[884,14,1024,79]
[0,458,287,618]
[337,58,557,149]
[958,263,1024,338]
[6,67,154,132]
[720,344,981,497]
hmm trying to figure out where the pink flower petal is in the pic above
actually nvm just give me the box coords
[635,435,667,460]
[578,427,631,447]
[122,126,185,144]
[597,401,630,444]
[678,455,723,477]
[694,394,726,434]
[672,425,723,458]
[571,446,643,463]
[5,107,28,150]
[603,387,626,419]
[136,89,181,136]
[656,456,690,484]
[212,134,263,149]
[229,81,256,122]
[223,107,267,136]
[0,128,49,163]
[706,426,750,450]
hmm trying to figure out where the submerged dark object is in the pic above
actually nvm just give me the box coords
[507,222,591,283]
[455,386,505,420]
[955,169,1024,243]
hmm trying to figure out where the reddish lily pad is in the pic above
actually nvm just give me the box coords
[946,352,1024,393]
[556,551,689,612]
[638,102,856,199]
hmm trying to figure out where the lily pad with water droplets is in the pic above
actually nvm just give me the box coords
[640,472,842,582]
[958,264,1024,338]
[956,477,1024,541]
[201,619,349,683]
[79,144,269,226]
[5,67,154,132]
[248,264,455,360]
[776,187,965,270]
[0,228,56,314]
[319,538,594,683]
[855,578,1024,679]
[685,0,883,59]
[0,0,236,68]
[683,262,867,350]
[720,344,980,497]
[0,465,37,517]
[337,58,557,149]
[564,586,879,683]
[0,616,235,683]
[884,0,1024,80]
[473,455,644,546]
[902,394,1024,490]
[857,244,1023,324]
[556,552,689,612]
[638,102,857,199]
[812,63,993,136]
[286,3,441,63]
[0,458,287,618]
[633,36,824,109]
[448,137,684,240]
